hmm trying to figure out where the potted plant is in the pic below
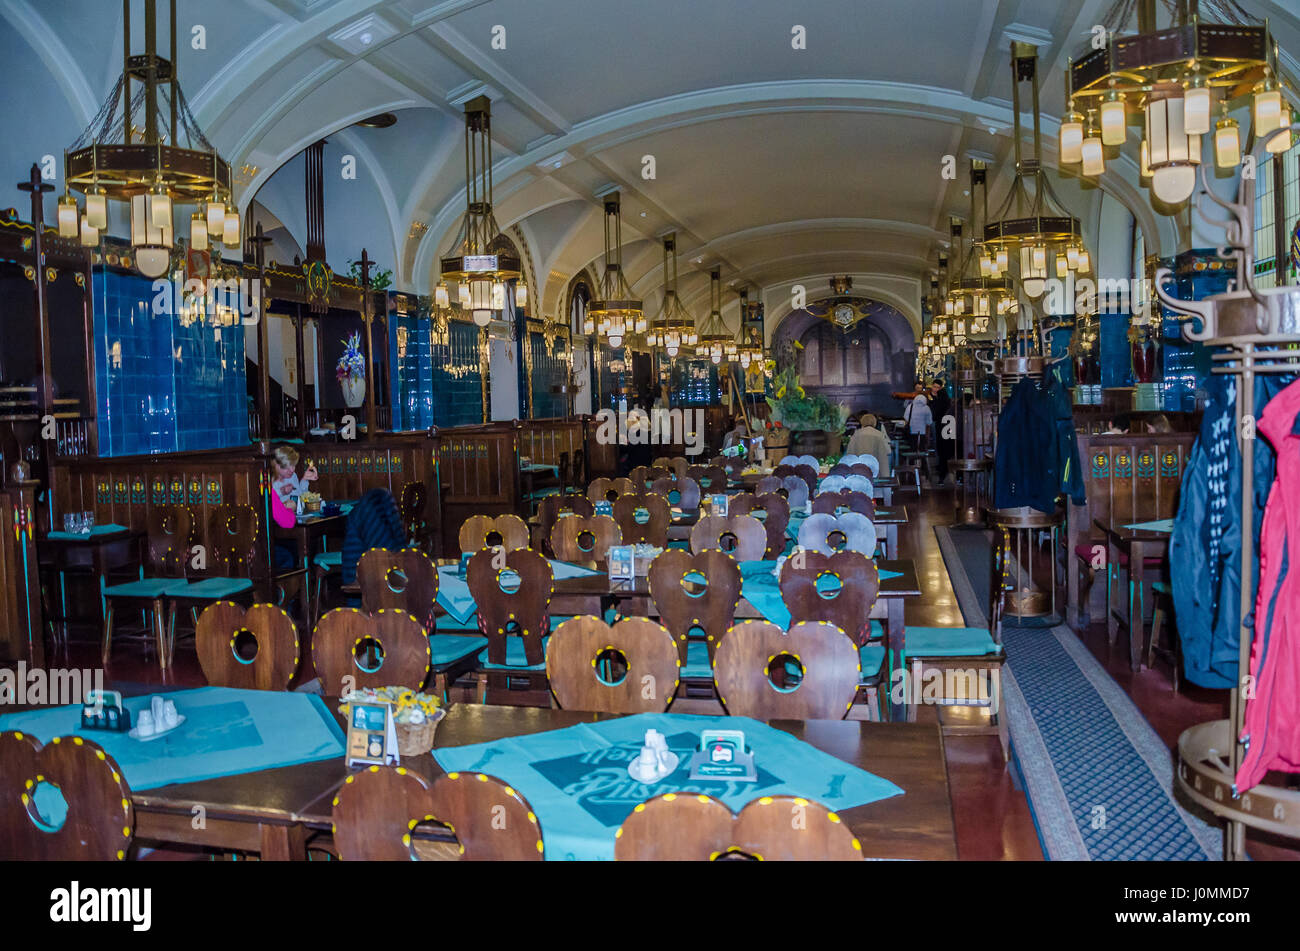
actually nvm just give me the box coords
[336,331,367,408]
[764,345,848,457]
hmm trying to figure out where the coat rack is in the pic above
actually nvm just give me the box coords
[1157,127,1300,861]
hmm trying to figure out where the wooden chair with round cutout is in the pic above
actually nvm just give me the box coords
[828,464,854,477]
[586,477,635,505]
[779,550,879,646]
[549,514,621,569]
[755,475,782,496]
[686,464,728,492]
[714,620,860,720]
[357,547,484,696]
[647,548,742,695]
[811,489,876,519]
[458,514,529,555]
[467,547,554,706]
[614,792,862,861]
[690,514,767,563]
[652,475,700,512]
[772,463,797,480]
[547,616,680,713]
[313,607,432,695]
[614,492,671,547]
[780,475,810,508]
[0,732,135,860]
[195,602,300,690]
[537,493,594,555]
[332,766,544,861]
[797,512,876,557]
[399,481,431,550]
[629,466,654,490]
[727,492,790,559]
[793,463,819,495]
[102,503,193,671]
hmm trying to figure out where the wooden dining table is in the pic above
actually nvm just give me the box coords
[124,702,958,861]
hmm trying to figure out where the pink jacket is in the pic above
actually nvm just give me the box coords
[269,488,296,530]
[1237,377,1300,792]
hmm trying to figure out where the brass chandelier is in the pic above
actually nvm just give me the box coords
[440,96,521,328]
[697,268,730,364]
[736,288,764,369]
[588,192,644,349]
[983,43,1091,303]
[59,0,236,278]
[646,233,692,357]
[1059,0,1296,206]
[946,161,1017,330]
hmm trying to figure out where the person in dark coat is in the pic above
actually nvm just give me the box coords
[341,488,406,584]
[929,379,954,485]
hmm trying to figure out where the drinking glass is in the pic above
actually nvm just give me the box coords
[62,513,75,534]
[83,511,95,533]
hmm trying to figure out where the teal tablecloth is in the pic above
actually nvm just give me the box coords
[432,712,903,860]
[740,559,901,628]
[47,523,129,541]
[1123,518,1174,533]
[437,560,599,625]
[0,687,345,792]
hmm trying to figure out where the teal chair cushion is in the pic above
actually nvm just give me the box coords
[868,618,884,639]
[314,551,342,569]
[103,578,176,599]
[163,577,254,599]
[429,634,488,667]
[478,635,551,671]
[667,539,691,551]
[859,644,886,678]
[904,626,999,657]
[436,611,480,632]
[681,640,712,679]
[1152,580,1170,595]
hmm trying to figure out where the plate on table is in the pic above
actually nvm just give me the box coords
[128,715,186,742]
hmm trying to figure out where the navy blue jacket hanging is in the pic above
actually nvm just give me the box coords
[994,374,1086,513]
[341,488,406,584]
[1171,373,1287,689]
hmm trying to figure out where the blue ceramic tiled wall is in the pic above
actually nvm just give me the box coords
[431,320,483,427]
[529,331,569,418]
[668,359,719,406]
[92,269,247,456]
[1099,313,1132,390]
[1163,251,1226,412]
[391,309,434,431]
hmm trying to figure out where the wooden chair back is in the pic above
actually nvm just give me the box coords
[468,547,553,667]
[614,792,863,861]
[144,504,193,577]
[755,475,783,496]
[714,620,860,719]
[629,466,654,489]
[690,514,767,562]
[358,548,439,630]
[547,616,680,713]
[0,732,134,860]
[779,550,879,645]
[780,475,809,507]
[204,503,261,579]
[793,463,819,495]
[811,489,876,518]
[537,493,595,555]
[587,477,635,504]
[332,767,544,861]
[614,492,671,547]
[399,481,429,548]
[195,602,300,690]
[687,465,728,492]
[828,464,853,477]
[652,475,700,511]
[727,492,790,559]
[797,512,876,557]
[648,548,742,670]
[458,513,529,555]
[549,514,621,568]
[314,607,431,694]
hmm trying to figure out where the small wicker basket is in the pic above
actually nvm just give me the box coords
[395,708,445,757]
[301,496,322,514]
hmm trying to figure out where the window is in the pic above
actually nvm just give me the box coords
[797,320,892,388]
[570,282,591,335]
[1253,138,1300,290]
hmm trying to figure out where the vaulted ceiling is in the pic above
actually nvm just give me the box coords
[6,0,1300,335]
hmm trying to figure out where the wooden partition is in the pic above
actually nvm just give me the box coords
[1,480,42,665]
[518,417,586,481]
[437,423,520,553]
[1066,431,1196,624]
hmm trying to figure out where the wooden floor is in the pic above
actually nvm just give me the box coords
[41,483,1300,860]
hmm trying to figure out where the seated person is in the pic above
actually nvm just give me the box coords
[1102,413,1132,435]
[341,488,406,585]
[272,445,317,506]
[845,413,892,476]
[722,416,752,456]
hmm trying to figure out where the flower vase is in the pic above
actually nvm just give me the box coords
[340,375,366,408]
[1131,340,1158,384]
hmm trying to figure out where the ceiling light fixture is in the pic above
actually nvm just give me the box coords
[588,191,643,349]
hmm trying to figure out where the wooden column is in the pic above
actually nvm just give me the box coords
[17,164,55,420]
[2,480,44,667]
[249,224,273,443]
[294,302,307,441]
[358,249,377,439]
